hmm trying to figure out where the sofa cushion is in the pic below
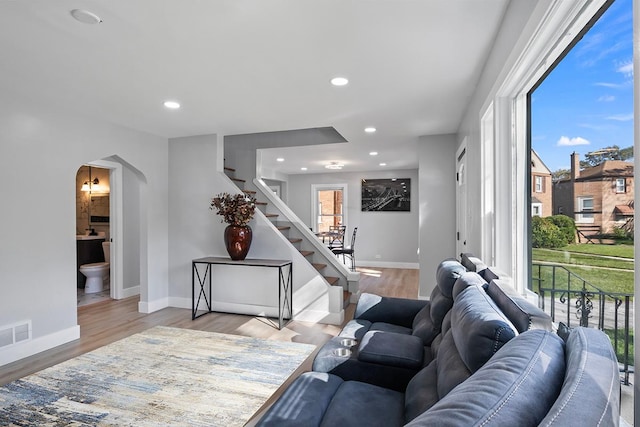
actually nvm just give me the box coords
[452,284,518,372]
[257,372,343,427]
[451,271,487,300]
[338,319,372,340]
[435,329,472,399]
[411,287,449,344]
[403,361,439,422]
[358,331,424,370]
[354,293,428,328]
[318,380,405,427]
[459,253,487,274]
[539,327,620,427]
[369,322,412,336]
[406,330,566,427]
[435,258,467,299]
[486,279,552,332]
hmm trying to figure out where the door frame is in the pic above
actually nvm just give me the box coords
[456,141,468,258]
[86,159,124,300]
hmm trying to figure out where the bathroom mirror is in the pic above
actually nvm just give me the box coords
[90,195,110,224]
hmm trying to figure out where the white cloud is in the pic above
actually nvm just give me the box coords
[617,60,633,77]
[557,136,590,147]
[598,95,615,102]
[606,113,633,121]
[594,82,624,89]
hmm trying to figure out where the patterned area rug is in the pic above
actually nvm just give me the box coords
[0,326,315,426]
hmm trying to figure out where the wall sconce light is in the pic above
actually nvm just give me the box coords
[81,178,100,192]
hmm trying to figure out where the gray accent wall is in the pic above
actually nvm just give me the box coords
[286,169,419,267]
[418,134,457,298]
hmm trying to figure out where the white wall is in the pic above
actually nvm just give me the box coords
[168,134,227,300]
[455,0,547,274]
[286,169,419,267]
[122,164,141,290]
[417,134,457,298]
[0,92,169,365]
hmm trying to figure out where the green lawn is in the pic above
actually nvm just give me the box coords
[532,243,634,367]
[561,243,634,259]
[532,244,634,295]
[532,248,634,270]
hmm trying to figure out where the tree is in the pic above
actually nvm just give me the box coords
[551,168,571,182]
[580,145,633,168]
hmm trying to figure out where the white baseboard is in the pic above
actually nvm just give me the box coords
[119,285,140,299]
[0,325,80,367]
[168,297,191,310]
[138,297,169,314]
[358,261,419,269]
[167,297,344,325]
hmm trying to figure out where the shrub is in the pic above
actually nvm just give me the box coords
[531,216,565,248]
[548,214,576,245]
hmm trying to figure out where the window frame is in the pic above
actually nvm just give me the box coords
[616,178,626,193]
[534,175,543,193]
[311,183,348,233]
[576,196,595,224]
[487,0,610,293]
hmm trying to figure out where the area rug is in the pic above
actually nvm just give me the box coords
[0,326,316,426]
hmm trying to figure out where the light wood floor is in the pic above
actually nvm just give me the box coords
[0,267,418,422]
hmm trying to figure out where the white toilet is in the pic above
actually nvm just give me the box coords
[80,241,110,294]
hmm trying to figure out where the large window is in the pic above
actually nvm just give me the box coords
[312,184,346,233]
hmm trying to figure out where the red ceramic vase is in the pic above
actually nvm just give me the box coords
[224,225,252,260]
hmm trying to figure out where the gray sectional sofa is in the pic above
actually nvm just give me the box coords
[256,257,620,426]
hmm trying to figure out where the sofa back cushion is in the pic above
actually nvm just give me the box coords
[486,279,552,333]
[538,327,620,427]
[412,259,466,344]
[406,330,566,427]
[459,253,487,274]
[450,284,518,372]
[404,284,519,422]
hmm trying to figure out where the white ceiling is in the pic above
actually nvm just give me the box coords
[0,0,510,175]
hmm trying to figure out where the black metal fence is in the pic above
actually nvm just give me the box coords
[531,263,633,385]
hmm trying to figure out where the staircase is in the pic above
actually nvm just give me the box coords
[224,166,352,309]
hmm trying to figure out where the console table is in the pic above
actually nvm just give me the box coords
[192,257,293,329]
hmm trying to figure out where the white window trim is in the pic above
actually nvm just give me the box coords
[531,203,542,217]
[311,183,348,233]
[490,0,607,293]
[576,197,595,224]
[534,176,543,193]
[616,178,626,193]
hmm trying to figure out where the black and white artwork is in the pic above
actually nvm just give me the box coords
[361,178,411,212]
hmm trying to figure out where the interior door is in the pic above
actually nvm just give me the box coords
[456,145,467,258]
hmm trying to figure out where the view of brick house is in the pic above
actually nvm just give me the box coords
[553,152,634,236]
[531,150,553,217]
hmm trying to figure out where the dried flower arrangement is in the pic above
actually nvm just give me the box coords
[210,192,257,226]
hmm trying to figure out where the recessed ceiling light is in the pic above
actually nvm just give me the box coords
[163,100,180,109]
[365,127,376,133]
[276,158,285,162]
[379,163,387,166]
[325,162,344,170]
[331,77,349,86]
[70,9,103,24]
[301,167,308,171]
[369,151,378,156]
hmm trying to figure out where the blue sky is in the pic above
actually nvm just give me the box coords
[531,0,633,172]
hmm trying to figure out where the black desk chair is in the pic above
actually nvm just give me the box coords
[332,227,357,271]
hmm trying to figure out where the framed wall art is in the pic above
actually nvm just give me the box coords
[361,178,410,212]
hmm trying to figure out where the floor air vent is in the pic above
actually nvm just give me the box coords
[0,321,31,348]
